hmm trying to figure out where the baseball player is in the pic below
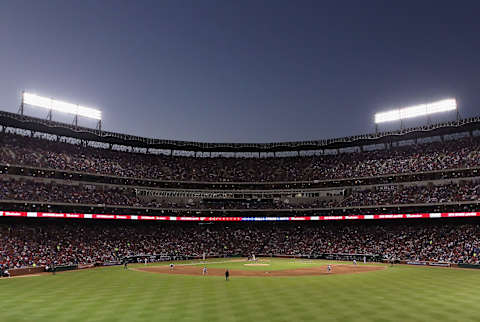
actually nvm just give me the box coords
[327,264,332,273]
[353,259,357,266]
[170,263,174,271]
[202,266,208,276]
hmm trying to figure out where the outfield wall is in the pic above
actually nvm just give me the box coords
[458,263,480,269]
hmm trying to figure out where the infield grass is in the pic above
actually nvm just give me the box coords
[1,258,479,322]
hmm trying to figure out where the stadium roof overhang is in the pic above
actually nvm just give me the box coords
[0,110,479,153]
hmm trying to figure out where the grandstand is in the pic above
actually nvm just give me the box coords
[1,218,480,268]
[0,110,479,216]
[1,109,480,267]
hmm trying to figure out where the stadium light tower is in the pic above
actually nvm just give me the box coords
[374,98,457,132]
[20,91,102,130]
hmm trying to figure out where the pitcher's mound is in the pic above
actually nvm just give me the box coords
[244,263,270,266]
[135,264,384,277]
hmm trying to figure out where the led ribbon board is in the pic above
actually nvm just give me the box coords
[0,211,479,221]
[23,92,102,120]
[375,99,456,124]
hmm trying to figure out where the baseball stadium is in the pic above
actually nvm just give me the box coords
[2,2,480,321]
[1,105,480,322]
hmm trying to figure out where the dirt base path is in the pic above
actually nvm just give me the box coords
[135,264,384,277]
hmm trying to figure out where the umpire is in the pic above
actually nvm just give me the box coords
[225,268,229,281]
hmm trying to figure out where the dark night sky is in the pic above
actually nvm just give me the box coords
[1,1,479,142]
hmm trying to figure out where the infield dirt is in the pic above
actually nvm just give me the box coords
[135,264,384,277]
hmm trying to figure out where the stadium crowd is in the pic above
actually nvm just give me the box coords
[1,132,480,182]
[0,221,479,268]
[343,182,480,207]
[0,177,478,210]
[1,131,480,271]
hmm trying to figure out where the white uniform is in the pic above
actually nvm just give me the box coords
[327,265,332,272]
[353,259,357,265]
[170,263,174,270]
[203,267,208,275]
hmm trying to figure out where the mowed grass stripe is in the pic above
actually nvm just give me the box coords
[1,260,480,322]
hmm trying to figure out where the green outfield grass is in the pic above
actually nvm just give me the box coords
[1,258,479,322]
